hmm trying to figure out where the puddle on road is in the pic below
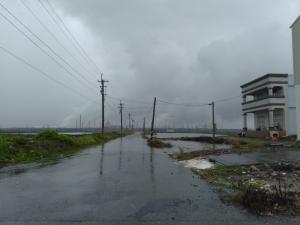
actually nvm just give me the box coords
[0,160,60,178]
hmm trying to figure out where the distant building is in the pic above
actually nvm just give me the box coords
[291,16,300,140]
[241,74,296,137]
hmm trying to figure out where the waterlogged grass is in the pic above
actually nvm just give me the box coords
[0,130,126,163]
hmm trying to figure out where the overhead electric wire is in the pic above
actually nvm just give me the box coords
[106,95,152,105]
[157,99,209,107]
[214,95,242,103]
[37,0,95,74]
[158,94,242,107]
[45,0,101,74]
[19,0,97,81]
[0,45,90,101]
[0,1,97,92]
[41,0,101,76]
[0,8,97,95]
[106,100,120,115]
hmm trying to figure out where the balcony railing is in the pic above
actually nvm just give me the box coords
[242,95,285,105]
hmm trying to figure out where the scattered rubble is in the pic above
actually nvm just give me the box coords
[194,161,300,216]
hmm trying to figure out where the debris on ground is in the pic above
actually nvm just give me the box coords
[194,161,300,216]
[147,138,172,148]
[179,158,214,170]
[169,149,233,161]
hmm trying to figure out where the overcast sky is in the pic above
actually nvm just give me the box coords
[0,0,299,129]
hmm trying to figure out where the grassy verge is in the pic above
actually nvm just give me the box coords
[0,130,128,164]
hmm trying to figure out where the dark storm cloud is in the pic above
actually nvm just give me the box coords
[1,0,300,128]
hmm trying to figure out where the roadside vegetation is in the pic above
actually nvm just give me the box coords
[193,162,300,216]
[0,130,126,164]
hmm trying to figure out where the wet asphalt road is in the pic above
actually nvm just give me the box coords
[0,134,300,225]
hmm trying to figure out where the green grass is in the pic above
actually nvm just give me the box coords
[0,130,127,164]
[224,136,268,149]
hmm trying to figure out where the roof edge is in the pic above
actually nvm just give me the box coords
[291,15,300,28]
[240,74,288,88]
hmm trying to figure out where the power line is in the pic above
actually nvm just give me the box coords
[0,5,97,94]
[0,45,90,101]
[37,0,93,71]
[106,95,152,105]
[158,95,242,107]
[19,0,97,81]
[43,0,101,75]
[214,95,241,103]
[0,1,97,91]
[157,99,209,107]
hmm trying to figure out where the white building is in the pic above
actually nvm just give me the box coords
[291,16,300,140]
[241,74,296,136]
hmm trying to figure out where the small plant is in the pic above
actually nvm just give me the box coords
[236,177,298,215]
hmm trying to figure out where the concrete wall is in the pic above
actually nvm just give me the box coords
[292,18,300,85]
[292,17,300,139]
[296,85,300,138]
[288,74,297,135]
[254,110,269,130]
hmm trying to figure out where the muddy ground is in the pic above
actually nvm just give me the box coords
[194,162,300,216]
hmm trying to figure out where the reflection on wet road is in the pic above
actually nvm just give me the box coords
[0,134,299,225]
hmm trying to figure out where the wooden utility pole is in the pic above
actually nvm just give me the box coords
[150,97,157,139]
[209,101,216,138]
[79,114,82,129]
[128,113,131,130]
[119,101,123,134]
[143,117,146,133]
[98,73,108,135]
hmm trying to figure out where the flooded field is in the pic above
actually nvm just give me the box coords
[156,133,213,138]
[211,151,300,166]
[156,133,231,154]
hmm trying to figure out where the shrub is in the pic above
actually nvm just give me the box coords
[36,130,59,140]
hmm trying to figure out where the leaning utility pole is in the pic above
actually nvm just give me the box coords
[119,101,123,134]
[150,97,157,139]
[128,113,131,130]
[143,117,146,133]
[98,73,108,135]
[131,119,134,130]
[209,101,216,138]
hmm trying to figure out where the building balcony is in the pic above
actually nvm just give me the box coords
[242,96,285,112]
